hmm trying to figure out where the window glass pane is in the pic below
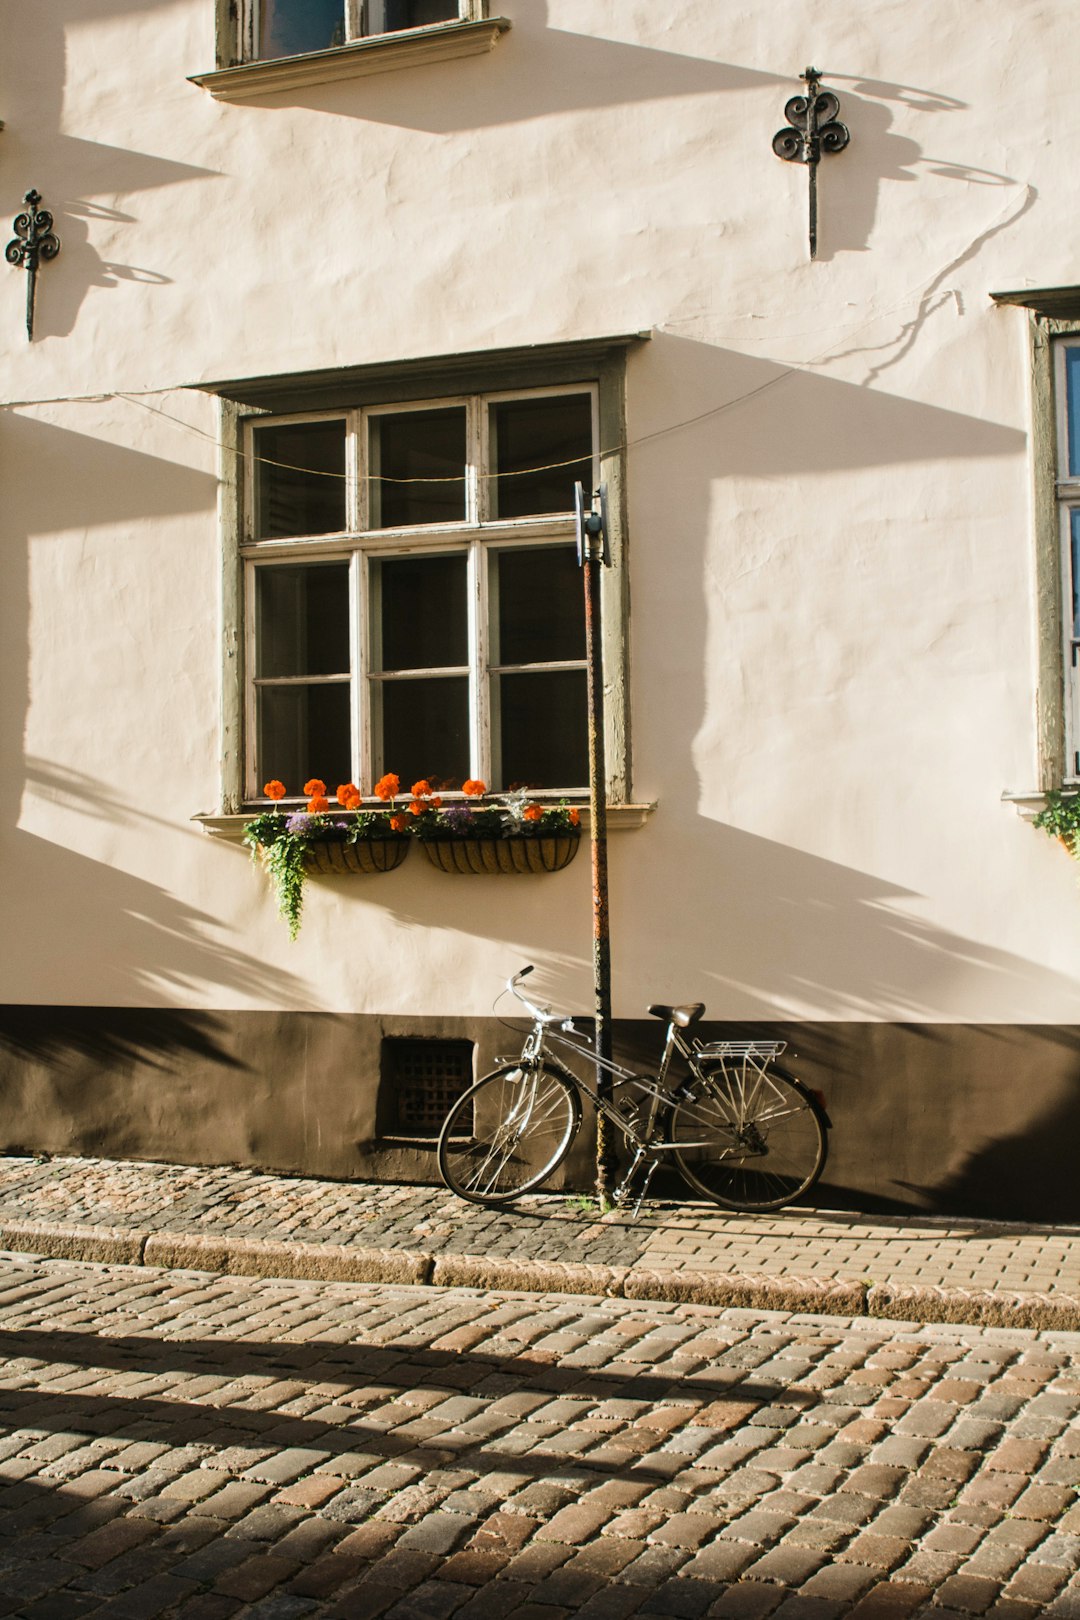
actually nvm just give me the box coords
[257,683,352,792]
[1072,510,1080,640]
[256,564,350,678]
[255,421,346,538]
[372,408,467,528]
[363,0,458,34]
[258,0,345,59]
[1067,350,1080,478]
[490,394,593,519]
[496,671,588,789]
[493,546,585,665]
[379,677,469,785]
[375,554,468,671]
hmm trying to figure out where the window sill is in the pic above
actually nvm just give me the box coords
[1002,788,1079,822]
[189,18,511,101]
[193,803,656,841]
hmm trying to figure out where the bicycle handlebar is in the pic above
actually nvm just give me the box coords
[507,965,557,1025]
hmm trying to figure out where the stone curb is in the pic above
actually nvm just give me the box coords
[1,1221,148,1267]
[143,1233,432,1287]
[431,1253,626,1297]
[6,1220,1080,1330]
[623,1267,869,1317]
[866,1281,1080,1332]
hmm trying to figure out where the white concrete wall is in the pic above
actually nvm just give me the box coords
[3,0,1079,1023]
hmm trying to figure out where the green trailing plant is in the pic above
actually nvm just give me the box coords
[243,775,409,939]
[1032,790,1080,858]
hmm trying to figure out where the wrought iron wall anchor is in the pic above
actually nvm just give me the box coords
[773,67,850,260]
[6,189,61,340]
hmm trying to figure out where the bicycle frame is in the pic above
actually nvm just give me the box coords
[496,966,796,1210]
[516,1017,694,1152]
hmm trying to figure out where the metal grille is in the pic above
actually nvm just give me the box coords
[382,1038,474,1137]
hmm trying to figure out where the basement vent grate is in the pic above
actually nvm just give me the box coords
[381,1038,474,1138]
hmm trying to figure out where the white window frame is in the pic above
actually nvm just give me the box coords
[1053,338,1080,782]
[242,385,600,801]
[235,0,483,64]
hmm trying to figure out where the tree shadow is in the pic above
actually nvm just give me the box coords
[0,0,219,339]
[225,3,788,128]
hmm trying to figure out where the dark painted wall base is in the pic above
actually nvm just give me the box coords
[0,1007,1078,1222]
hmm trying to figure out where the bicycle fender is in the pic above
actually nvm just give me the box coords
[773,1064,833,1130]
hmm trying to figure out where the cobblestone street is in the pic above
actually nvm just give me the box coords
[0,1256,1078,1618]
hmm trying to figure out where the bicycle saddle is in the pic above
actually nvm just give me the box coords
[647,1003,705,1027]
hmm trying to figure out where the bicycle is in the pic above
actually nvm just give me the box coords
[436,967,831,1214]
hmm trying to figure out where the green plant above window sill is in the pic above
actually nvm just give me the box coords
[1004,787,1080,858]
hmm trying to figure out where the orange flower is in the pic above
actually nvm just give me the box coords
[374,773,400,801]
[462,779,486,798]
[408,799,427,816]
[410,779,432,799]
[336,783,359,807]
[264,780,286,800]
[307,795,330,813]
[523,802,544,822]
[389,814,407,833]
[430,797,443,811]
[303,778,326,799]
[569,807,581,826]
[343,790,362,811]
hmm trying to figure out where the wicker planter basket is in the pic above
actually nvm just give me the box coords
[421,832,581,875]
[304,837,410,875]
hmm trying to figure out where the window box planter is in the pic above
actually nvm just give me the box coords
[421,830,581,875]
[305,837,410,875]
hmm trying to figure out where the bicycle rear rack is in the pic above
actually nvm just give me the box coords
[692,1039,787,1060]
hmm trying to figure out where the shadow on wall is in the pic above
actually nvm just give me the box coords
[0,0,218,339]
[805,74,1021,262]
[230,2,789,128]
[0,412,311,1030]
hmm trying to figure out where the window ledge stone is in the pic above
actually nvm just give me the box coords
[189,18,511,100]
[1001,788,1079,821]
[194,802,656,841]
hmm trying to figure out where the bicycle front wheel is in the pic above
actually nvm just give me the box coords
[671,1063,827,1212]
[437,1063,581,1206]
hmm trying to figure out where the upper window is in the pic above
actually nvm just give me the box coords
[192,0,508,96]
[249,0,464,62]
[244,387,597,799]
[1054,339,1080,779]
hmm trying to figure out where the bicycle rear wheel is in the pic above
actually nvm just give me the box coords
[671,1062,827,1212]
[437,1062,581,1206]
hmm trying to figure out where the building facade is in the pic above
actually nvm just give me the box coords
[2,0,1079,1219]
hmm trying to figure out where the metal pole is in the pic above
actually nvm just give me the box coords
[581,496,616,1205]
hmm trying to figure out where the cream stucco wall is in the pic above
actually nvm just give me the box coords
[2,0,1079,1025]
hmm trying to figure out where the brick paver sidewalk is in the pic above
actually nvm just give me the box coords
[1,1257,1080,1618]
[1,1156,1078,1330]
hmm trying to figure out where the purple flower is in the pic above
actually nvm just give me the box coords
[443,805,475,834]
[285,813,314,835]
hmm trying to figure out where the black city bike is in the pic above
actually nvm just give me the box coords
[437,967,830,1214]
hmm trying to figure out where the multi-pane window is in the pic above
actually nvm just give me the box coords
[1055,340,1080,779]
[245,388,596,799]
[247,0,467,61]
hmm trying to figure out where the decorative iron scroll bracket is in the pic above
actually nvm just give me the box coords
[772,67,850,260]
[6,189,61,340]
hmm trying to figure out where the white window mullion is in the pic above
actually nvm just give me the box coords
[349,551,364,788]
[243,560,258,798]
[358,550,375,787]
[469,541,489,786]
[466,394,483,525]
